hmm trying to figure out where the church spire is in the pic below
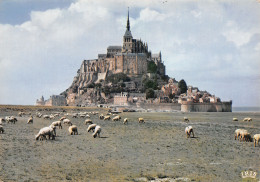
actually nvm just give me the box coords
[126,7,130,31]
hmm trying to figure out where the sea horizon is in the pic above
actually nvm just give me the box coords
[232,106,260,112]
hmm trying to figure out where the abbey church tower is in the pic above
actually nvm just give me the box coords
[122,8,133,53]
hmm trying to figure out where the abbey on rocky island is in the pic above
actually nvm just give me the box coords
[36,9,232,112]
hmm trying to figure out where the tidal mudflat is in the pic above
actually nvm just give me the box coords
[0,106,259,181]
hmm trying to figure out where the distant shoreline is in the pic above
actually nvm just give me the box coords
[233,107,260,112]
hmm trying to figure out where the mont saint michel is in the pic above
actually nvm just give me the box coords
[36,10,232,112]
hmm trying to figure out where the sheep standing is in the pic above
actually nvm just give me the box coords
[93,125,101,138]
[239,130,252,142]
[0,118,6,123]
[233,118,238,121]
[123,118,128,124]
[99,114,104,120]
[234,129,243,140]
[63,119,72,126]
[185,126,194,138]
[35,126,55,140]
[112,115,121,121]
[87,124,97,132]
[68,125,78,135]
[27,116,33,124]
[243,118,252,122]
[51,121,62,129]
[7,116,17,124]
[138,118,145,123]
[183,117,189,122]
[253,134,260,147]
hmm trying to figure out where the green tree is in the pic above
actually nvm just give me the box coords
[144,79,157,90]
[147,61,157,73]
[146,88,155,99]
[178,79,187,94]
[106,73,130,84]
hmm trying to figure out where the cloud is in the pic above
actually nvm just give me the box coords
[0,0,259,106]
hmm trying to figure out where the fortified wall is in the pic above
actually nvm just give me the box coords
[181,101,232,112]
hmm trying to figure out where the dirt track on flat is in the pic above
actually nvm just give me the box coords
[0,106,259,181]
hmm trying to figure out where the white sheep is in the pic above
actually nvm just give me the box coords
[35,126,55,140]
[99,114,104,119]
[43,115,50,119]
[68,125,78,135]
[93,125,101,138]
[51,120,62,129]
[112,115,121,121]
[123,118,128,124]
[27,116,33,124]
[243,117,252,122]
[85,119,93,125]
[87,124,97,132]
[60,116,66,121]
[0,125,4,133]
[0,118,6,123]
[72,113,78,118]
[236,129,252,142]
[253,134,260,147]
[138,118,145,123]
[104,116,111,120]
[7,116,17,124]
[183,117,189,122]
[185,126,194,138]
[63,119,72,126]
[234,129,243,140]
[233,118,238,121]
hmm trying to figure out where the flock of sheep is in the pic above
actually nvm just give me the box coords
[0,112,259,147]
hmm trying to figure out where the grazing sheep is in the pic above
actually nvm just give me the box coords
[35,126,55,140]
[79,114,86,118]
[0,118,6,123]
[138,118,145,123]
[233,118,238,121]
[49,114,55,119]
[63,119,72,126]
[43,115,50,119]
[7,116,17,124]
[243,118,252,122]
[68,125,78,135]
[240,130,252,142]
[99,114,104,120]
[183,117,189,122]
[85,114,90,118]
[185,126,194,138]
[85,119,93,125]
[72,113,78,118]
[93,125,101,138]
[0,125,4,133]
[234,129,243,140]
[51,121,62,129]
[253,134,260,147]
[59,116,66,121]
[18,111,25,117]
[123,118,128,124]
[27,116,33,124]
[87,124,97,132]
[112,115,121,121]
[104,116,111,120]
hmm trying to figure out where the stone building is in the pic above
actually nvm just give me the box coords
[69,9,166,95]
[35,95,67,106]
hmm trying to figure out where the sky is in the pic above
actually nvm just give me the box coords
[0,0,259,107]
